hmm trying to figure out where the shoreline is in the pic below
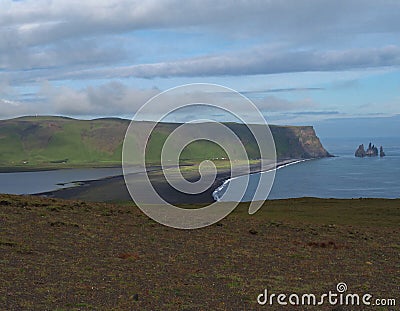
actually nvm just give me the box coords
[212,158,311,201]
[0,163,122,174]
[35,158,309,204]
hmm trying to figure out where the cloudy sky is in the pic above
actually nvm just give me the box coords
[1,0,399,130]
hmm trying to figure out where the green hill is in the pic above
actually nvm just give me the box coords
[0,116,330,169]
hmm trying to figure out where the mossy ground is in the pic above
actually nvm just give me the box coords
[0,195,399,310]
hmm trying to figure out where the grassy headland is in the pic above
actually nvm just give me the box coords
[0,116,330,171]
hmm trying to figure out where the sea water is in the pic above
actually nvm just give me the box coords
[213,137,400,201]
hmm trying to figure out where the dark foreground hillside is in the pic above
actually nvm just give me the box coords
[0,195,398,310]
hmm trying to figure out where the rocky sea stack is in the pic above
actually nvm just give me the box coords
[380,146,386,157]
[355,142,385,158]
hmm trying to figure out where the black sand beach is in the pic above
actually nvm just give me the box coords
[38,159,300,203]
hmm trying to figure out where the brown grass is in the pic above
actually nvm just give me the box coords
[0,194,399,310]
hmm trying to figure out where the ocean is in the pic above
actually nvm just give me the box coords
[213,137,400,201]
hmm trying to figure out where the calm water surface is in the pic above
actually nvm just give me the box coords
[0,168,122,195]
[214,137,400,201]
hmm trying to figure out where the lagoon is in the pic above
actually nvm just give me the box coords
[0,167,122,195]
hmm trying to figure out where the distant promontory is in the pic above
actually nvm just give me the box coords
[355,142,385,157]
[0,116,331,170]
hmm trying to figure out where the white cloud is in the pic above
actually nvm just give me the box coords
[0,81,322,119]
[37,82,161,116]
[0,82,159,119]
[0,0,399,120]
[0,98,38,118]
[1,0,400,72]
[2,0,399,45]
[44,45,400,80]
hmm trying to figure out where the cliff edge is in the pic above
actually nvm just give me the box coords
[270,125,331,159]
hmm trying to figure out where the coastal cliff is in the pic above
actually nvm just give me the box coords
[0,116,331,168]
[270,125,331,159]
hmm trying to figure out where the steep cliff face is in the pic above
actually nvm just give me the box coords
[270,125,331,159]
[295,126,331,158]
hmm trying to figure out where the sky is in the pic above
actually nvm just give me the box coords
[0,0,399,136]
